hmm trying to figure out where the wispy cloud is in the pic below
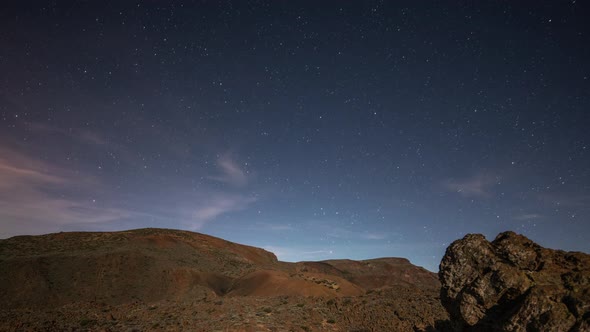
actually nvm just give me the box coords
[187,153,257,229]
[188,194,257,230]
[361,233,388,240]
[442,173,498,198]
[26,122,147,167]
[266,224,294,231]
[0,161,63,185]
[513,213,544,221]
[325,226,390,241]
[0,130,260,237]
[254,222,294,231]
[209,154,249,187]
[0,147,135,238]
[28,122,107,146]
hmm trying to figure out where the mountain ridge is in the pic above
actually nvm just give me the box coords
[0,227,439,307]
[0,227,448,331]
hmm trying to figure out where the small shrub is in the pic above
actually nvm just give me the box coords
[327,318,335,324]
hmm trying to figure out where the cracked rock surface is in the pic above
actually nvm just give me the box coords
[439,231,590,332]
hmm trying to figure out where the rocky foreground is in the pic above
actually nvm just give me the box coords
[0,228,588,331]
[440,231,590,332]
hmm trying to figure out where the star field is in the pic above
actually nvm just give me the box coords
[1,1,589,271]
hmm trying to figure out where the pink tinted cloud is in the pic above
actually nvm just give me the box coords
[0,147,133,238]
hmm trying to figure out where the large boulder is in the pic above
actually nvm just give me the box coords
[439,231,590,331]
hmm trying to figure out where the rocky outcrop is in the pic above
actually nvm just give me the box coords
[439,231,590,331]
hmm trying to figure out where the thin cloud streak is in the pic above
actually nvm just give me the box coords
[188,194,257,230]
[361,233,388,240]
[209,154,249,187]
[28,122,108,146]
[254,223,294,231]
[513,213,544,221]
[442,173,498,198]
[325,226,391,241]
[25,121,152,169]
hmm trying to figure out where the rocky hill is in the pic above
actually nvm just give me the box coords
[439,231,590,332]
[6,228,584,331]
[0,228,278,308]
[0,228,446,331]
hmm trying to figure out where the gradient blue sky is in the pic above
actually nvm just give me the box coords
[1,1,589,271]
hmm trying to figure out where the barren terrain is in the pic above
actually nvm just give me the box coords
[0,228,447,331]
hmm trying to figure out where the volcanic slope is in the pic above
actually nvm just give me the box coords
[0,228,447,331]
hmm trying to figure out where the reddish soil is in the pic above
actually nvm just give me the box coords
[0,228,448,331]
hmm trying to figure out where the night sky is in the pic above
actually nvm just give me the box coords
[1,1,589,271]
